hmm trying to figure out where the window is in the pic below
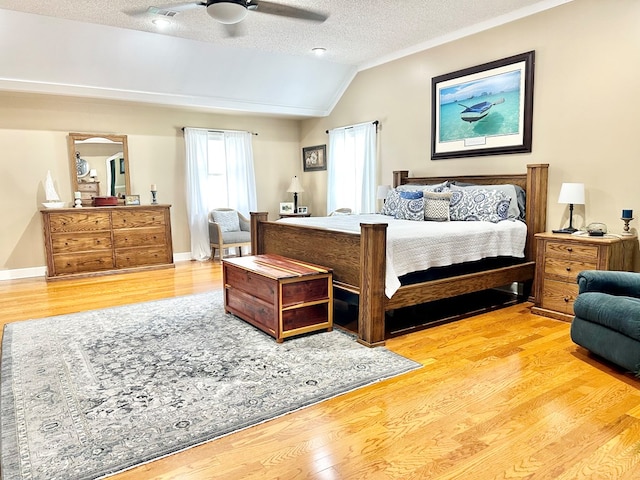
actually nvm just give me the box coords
[327,122,378,214]
[205,132,228,209]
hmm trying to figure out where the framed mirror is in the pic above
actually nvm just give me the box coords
[67,133,130,205]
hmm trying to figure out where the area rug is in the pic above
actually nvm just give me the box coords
[1,291,420,480]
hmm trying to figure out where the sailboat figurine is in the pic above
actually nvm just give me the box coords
[42,171,65,208]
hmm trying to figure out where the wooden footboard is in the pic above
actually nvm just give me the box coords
[251,163,548,347]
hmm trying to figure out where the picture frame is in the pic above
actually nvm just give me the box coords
[124,194,140,206]
[302,144,327,172]
[297,206,308,214]
[431,51,535,160]
[279,202,294,214]
[119,158,125,174]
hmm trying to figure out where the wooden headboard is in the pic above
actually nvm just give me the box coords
[391,163,549,262]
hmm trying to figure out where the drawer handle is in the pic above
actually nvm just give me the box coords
[566,267,571,272]
[563,296,570,302]
[567,247,573,252]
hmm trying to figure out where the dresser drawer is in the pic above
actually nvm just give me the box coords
[51,232,112,253]
[115,247,171,267]
[113,227,166,248]
[48,212,111,233]
[53,252,114,274]
[112,209,166,228]
[545,241,599,260]
[543,257,597,281]
[541,279,579,315]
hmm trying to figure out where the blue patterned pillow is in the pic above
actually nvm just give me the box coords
[395,191,424,221]
[449,189,510,223]
[380,188,401,216]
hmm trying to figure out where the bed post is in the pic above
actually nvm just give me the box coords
[393,170,409,188]
[525,164,549,262]
[250,212,269,255]
[358,223,387,347]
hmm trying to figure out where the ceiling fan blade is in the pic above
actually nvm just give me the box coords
[149,2,206,13]
[250,1,328,23]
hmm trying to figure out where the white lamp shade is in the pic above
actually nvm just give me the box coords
[287,176,304,193]
[207,1,248,24]
[377,185,391,200]
[558,182,585,205]
[89,169,98,178]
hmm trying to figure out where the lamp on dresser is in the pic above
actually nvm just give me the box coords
[287,176,304,213]
[553,182,585,234]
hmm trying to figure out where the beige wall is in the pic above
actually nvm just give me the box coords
[0,93,301,272]
[300,0,640,248]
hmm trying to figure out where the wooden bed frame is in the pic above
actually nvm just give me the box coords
[251,163,549,347]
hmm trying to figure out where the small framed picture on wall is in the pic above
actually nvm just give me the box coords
[302,145,327,172]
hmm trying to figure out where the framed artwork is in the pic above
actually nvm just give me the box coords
[302,144,327,172]
[119,158,125,174]
[279,202,294,214]
[431,51,535,160]
[297,206,308,214]
[124,194,140,206]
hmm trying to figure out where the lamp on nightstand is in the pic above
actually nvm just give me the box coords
[287,176,304,213]
[553,182,585,234]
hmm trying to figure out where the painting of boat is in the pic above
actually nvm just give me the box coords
[459,98,505,123]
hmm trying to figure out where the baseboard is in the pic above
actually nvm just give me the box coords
[0,266,47,281]
[0,252,194,281]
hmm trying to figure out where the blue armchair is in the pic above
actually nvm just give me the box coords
[571,270,640,374]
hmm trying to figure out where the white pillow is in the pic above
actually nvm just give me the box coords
[424,191,451,221]
[212,210,240,232]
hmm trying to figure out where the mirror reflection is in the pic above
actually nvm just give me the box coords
[68,133,130,205]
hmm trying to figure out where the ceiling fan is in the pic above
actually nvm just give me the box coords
[148,0,328,25]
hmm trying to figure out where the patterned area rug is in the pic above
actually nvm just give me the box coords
[1,291,420,480]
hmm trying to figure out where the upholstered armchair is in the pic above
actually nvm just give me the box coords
[571,270,640,374]
[208,208,251,260]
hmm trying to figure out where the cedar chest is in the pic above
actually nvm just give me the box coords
[222,254,333,342]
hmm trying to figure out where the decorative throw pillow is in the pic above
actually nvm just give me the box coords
[396,180,449,193]
[424,191,452,221]
[394,191,424,221]
[449,189,510,223]
[380,188,401,216]
[212,210,240,232]
[450,184,520,220]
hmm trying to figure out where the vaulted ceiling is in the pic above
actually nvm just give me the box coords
[0,0,571,117]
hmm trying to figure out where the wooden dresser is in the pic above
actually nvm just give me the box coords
[41,205,174,280]
[532,232,637,321]
[223,254,333,342]
[77,181,100,206]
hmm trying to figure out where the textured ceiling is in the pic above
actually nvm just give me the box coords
[0,0,567,68]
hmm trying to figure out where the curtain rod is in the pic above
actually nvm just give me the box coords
[325,120,379,134]
[182,127,258,136]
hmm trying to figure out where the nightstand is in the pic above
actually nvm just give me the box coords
[279,212,311,219]
[532,232,637,321]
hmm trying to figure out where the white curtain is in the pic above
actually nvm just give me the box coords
[184,128,257,261]
[327,122,377,214]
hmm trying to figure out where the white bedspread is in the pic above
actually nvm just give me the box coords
[277,214,527,298]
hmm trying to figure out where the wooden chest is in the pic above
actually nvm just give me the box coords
[41,204,174,280]
[222,254,333,342]
[532,232,637,321]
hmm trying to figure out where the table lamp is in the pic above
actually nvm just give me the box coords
[287,176,304,213]
[553,182,585,234]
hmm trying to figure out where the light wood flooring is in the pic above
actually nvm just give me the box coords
[1,261,639,479]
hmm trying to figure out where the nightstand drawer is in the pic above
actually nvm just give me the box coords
[543,257,597,281]
[545,241,598,260]
[541,279,579,315]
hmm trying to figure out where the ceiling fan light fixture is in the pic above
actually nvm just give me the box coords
[206,1,248,25]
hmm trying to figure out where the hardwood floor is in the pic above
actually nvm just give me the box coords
[1,261,639,479]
